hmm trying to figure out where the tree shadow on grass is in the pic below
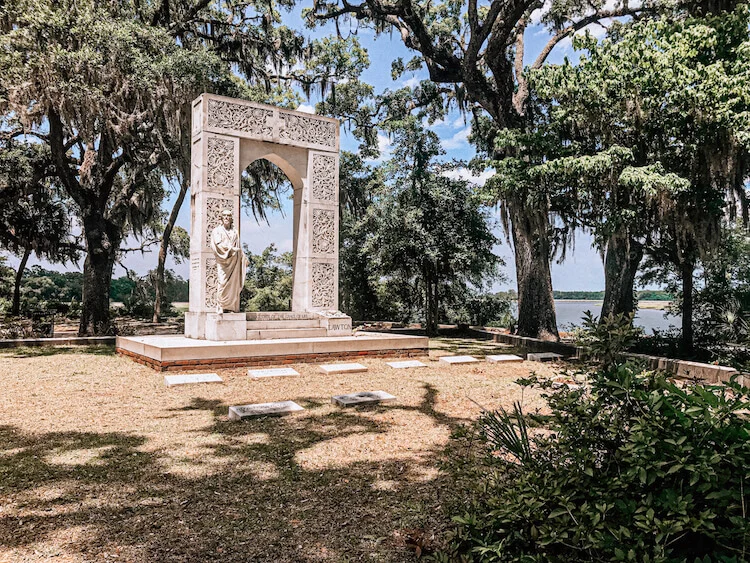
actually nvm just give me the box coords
[2,345,115,359]
[0,383,467,562]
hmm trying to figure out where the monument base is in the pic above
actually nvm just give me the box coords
[185,311,353,341]
[116,332,428,372]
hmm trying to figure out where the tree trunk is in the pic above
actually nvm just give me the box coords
[78,214,120,336]
[153,175,189,322]
[12,246,31,316]
[510,204,559,341]
[680,258,695,356]
[600,231,644,320]
[424,267,439,337]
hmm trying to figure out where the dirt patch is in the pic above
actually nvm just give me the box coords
[0,338,558,562]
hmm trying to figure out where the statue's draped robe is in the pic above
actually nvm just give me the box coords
[210,225,247,312]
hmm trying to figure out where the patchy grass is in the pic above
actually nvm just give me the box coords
[0,340,557,562]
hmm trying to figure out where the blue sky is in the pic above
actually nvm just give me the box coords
[6,5,613,292]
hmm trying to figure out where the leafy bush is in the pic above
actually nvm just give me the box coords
[437,366,750,562]
[575,311,643,368]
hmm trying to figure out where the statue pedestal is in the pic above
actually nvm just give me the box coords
[205,313,247,341]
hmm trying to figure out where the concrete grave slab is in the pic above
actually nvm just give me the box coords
[527,352,563,362]
[164,373,223,387]
[386,360,428,369]
[319,363,368,374]
[439,355,479,364]
[228,401,304,420]
[332,390,396,407]
[486,354,524,363]
[248,367,300,378]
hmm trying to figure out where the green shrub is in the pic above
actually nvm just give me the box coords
[437,366,750,562]
[575,311,643,368]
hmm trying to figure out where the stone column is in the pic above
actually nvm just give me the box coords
[185,102,241,338]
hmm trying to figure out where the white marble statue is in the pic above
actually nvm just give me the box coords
[210,209,248,313]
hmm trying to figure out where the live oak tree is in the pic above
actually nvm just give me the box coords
[0,141,79,315]
[366,118,499,336]
[308,0,662,340]
[530,7,750,351]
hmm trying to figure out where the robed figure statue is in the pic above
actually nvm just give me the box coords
[210,209,248,313]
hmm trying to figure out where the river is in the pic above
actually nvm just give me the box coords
[552,300,681,333]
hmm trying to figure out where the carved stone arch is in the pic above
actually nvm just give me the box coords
[185,94,341,339]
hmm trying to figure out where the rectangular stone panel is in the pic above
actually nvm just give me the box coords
[439,355,479,364]
[332,391,396,407]
[386,360,428,369]
[527,352,563,362]
[319,363,368,374]
[164,373,223,386]
[486,354,524,363]
[248,367,301,378]
[228,401,304,420]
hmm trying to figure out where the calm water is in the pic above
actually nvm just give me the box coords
[553,300,681,333]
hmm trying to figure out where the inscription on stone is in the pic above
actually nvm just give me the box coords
[329,323,351,331]
[248,367,300,378]
[228,401,304,420]
[332,390,396,407]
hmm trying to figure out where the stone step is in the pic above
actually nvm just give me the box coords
[246,328,329,340]
[246,312,320,322]
[246,319,322,330]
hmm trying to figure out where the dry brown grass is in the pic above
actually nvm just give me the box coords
[0,338,560,563]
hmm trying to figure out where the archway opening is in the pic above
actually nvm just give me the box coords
[239,156,297,312]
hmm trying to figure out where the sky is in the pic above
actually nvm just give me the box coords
[4,4,616,292]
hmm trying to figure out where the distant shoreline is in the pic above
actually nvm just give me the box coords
[553,299,670,311]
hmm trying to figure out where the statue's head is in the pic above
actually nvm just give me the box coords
[220,208,233,228]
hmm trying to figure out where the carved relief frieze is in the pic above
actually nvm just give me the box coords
[206,137,235,192]
[311,154,337,202]
[311,262,335,308]
[205,257,218,309]
[312,209,335,254]
[279,112,336,149]
[206,99,273,136]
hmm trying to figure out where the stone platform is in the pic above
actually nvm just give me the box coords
[116,332,429,371]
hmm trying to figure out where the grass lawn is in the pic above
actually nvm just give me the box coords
[0,338,557,562]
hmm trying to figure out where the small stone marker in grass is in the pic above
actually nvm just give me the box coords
[486,354,524,363]
[228,401,304,420]
[319,363,368,374]
[164,373,223,387]
[332,390,396,407]
[527,352,563,362]
[248,367,300,378]
[386,360,427,369]
[439,355,479,365]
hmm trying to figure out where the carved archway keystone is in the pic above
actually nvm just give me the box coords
[185,94,349,340]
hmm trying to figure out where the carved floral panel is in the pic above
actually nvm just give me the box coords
[206,99,273,136]
[312,209,335,254]
[279,112,336,148]
[311,154,337,202]
[205,197,235,247]
[206,137,235,192]
[205,257,218,309]
[311,262,335,308]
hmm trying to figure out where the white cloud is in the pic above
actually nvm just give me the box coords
[365,133,393,164]
[452,115,467,128]
[402,76,420,89]
[441,126,471,151]
[296,104,315,114]
[441,167,494,186]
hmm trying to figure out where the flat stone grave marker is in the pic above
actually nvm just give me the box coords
[248,367,300,378]
[164,373,223,387]
[439,355,479,365]
[386,360,428,369]
[527,352,563,362]
[228,401,304,420]
[319,363,368,374]
[486,354,524,363]
[332,390,396,407]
